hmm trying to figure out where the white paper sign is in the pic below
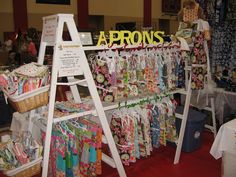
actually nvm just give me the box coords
[78,32,93,46]
[57,44,83,77]
[42,16,58,43]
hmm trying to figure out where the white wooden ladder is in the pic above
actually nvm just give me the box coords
[37,14,126,177]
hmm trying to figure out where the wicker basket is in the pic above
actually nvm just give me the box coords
[4,157,42,177]
[4,86,49,113]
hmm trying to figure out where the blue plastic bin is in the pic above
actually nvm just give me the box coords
[175,106,206,152]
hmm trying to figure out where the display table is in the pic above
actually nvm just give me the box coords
[214,88,236,125]
[210,118,236,177]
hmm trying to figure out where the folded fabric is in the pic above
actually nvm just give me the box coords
[0,62,50,95]
[14,62,48,77]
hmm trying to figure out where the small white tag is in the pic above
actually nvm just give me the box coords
[1,134,11,143]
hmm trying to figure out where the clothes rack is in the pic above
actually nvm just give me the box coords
[36,14,194,177]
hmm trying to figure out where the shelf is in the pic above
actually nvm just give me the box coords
[56,79,86,86]
[53,109,96,123]
[175,113,183,119]
[82,43,162,51]
[103,88,185,110]
[52,88,186,123]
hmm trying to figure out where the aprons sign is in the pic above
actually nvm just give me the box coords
[97,30,165,46]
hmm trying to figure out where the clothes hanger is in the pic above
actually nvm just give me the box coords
[112,108,130,127]
[60,122,74,135]
[69,119,88,132]
[55,123,69,141]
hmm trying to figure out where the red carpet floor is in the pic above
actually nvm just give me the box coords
[0,131,221,177]
[100,131,221,177]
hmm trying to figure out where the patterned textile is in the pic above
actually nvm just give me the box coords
[88,47,185,102]
[176,20,209,90]
[88,54,114,102]
[196,0,236,78]
[183,3,199,22]
[14,62,48,77]
[110,100,177,166]
[226,0,236,20]
[45,118,102,177]
[210,21,236,74]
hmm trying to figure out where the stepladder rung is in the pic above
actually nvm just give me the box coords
[102,153,116,168]
[102,135,108,144]
[53,110,97,123]
[205,124,215,132]
[56,78,87,86]
[203,106,212,112]
[175,113,184,119]
[184,65,191,71]
[178,89,188,95]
